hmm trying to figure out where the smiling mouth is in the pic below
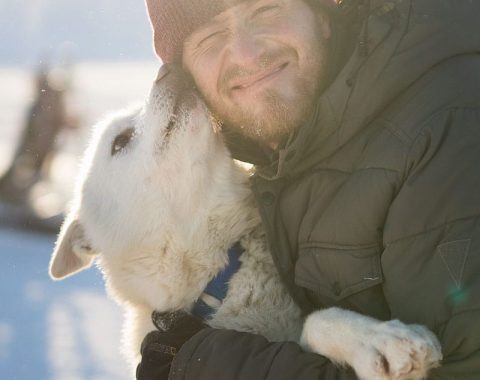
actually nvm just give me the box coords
[230,62,289,92]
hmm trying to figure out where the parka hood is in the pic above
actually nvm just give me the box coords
[250,0,480,179]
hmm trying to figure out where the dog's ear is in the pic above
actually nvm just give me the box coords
[49,218,98,280]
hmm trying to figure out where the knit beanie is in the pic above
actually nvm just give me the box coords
[145,0,338,63]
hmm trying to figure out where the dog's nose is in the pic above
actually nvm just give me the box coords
[155,64,195,93]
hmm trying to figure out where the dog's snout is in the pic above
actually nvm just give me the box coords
[153,64,200,115]
[155,64,193,91]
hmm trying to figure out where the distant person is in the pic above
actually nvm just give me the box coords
[0,62,74,204]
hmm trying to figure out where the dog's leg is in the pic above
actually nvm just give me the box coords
[300,308,442,380]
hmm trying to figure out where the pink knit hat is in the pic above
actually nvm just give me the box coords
[145,0,239,63]
[146,0,338,63]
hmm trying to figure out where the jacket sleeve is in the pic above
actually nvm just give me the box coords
[169,328,358,380]
[382,107,480,379]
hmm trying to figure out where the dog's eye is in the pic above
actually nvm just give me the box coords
[111,128,135,156]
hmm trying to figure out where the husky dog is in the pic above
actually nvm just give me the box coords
[49,66,441,380]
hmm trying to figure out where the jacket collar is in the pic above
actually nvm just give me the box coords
[257,2,409,180]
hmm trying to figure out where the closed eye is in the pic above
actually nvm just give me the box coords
[111,127,135,156]
[251,4,280,20]
[197,29,227,48]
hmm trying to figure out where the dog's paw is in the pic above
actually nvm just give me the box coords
[352,320,442,380]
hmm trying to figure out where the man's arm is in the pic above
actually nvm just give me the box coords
[169,328,358,380]
[136,310,359,380]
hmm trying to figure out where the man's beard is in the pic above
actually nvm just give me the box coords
[204,71,321,147]
[204,46,327,147]
[224,78,316,146]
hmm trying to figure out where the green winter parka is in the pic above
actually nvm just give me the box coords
[169,0,480,378]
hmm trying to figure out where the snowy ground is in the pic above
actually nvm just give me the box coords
[0,227,129,380]
[0,61,159,379]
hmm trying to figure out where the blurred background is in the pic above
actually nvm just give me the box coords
[0,1,160,378]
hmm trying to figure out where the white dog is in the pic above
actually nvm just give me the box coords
[49,66,442,380]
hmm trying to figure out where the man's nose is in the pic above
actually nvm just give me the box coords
[225,27,262,67]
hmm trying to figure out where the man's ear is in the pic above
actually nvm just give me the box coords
[49,218,98,280]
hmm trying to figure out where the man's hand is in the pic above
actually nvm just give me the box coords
[136,310,206,380]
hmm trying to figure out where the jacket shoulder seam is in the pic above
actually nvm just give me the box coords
[384,214,480,246]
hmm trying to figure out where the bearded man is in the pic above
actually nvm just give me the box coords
[137,0,480,379]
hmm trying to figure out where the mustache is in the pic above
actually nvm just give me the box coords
[218,49,291,93]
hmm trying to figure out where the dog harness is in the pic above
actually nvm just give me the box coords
[191,242,243,320]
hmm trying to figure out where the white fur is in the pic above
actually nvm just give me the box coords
[49,70,442,379]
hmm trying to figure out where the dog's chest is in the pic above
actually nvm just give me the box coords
[208,233,303,342]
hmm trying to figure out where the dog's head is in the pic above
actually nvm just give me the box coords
[49,65,234,310]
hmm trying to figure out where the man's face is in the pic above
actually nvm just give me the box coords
[182,0,331,147]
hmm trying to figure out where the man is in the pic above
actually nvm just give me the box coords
[137,0,480,378]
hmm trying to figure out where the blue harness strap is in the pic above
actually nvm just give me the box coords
[192,242,243,320]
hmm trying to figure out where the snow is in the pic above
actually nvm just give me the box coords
[0,228,130,379]
[0,61,160,379]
